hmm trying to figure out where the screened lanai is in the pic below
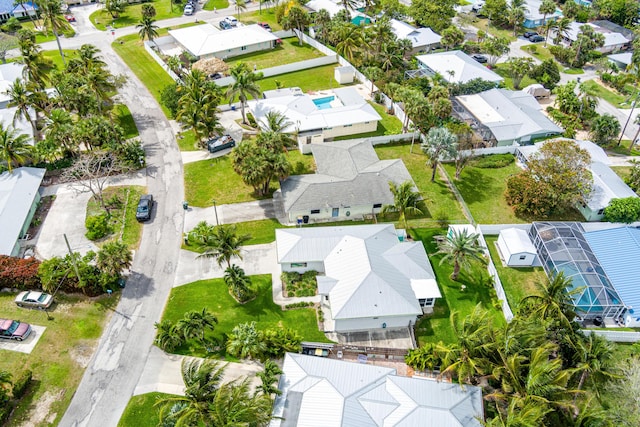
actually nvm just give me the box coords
[528,222,626,320]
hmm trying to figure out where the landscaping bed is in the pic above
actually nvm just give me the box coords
[281,271,318,297]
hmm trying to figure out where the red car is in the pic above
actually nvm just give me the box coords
[65,14,76,22]
[0,319,32,341]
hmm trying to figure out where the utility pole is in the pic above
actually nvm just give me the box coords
[618,91,640,146]
[63,234,83,290]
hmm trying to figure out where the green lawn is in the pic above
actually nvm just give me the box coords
[563,68,584,75]
[581,80,632,109]
[374,143,466,224]
[228,38,324,70]
[113,104,139,139]
[607,140,640,157]
[176,129,200,151]
[20,20,75,42]
[86,185,146,249]
[184,149,315,207]
[163,275,330,358]
[484,236,546,311]
[466,16,517,42]
[183,219,289,251]
[258,64,342,93]
[334,102,403,140]
[0,292,118,426]
[493,63,537,90]
[520,44,555,62]
[90,0,183,31]
[203,0,229,9]
[118,392,171,427]
[42,49,76,72]
[410,228,505,345]
[239,8,282,31]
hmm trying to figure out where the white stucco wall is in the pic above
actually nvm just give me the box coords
[323,121,378,139]
[287,204,383,223]
[203,41,274,60]
[280,260,325,274]
[334,315,416,332]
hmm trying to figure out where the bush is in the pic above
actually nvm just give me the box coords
[473,153,514,168]
[11,370,31,400]
[280,271,318,297]
[0,256,41,290]
[85,214,111,241]
[284,301,314,309]
[549,45,574,66]
[116,140,146,168]
[529,59,561,89]
[160,83,180,118]
[603,197,640,223]
[0,405,11,426]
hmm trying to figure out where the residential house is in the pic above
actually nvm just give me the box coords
[453,88,562,146]
[497,227,538,267]
[523,0,562,28]
[272,353,484,427]
[516,139,639,221]
[249,87,381,153]
[389,19,441,53]
[415,50,503,85]
[608,52,633,70]
[0,0,37,22]
[275,139,415,223]
[305,0,371,25]
[275,224,441,332]
[168,24,278,59]
[562,21,632,53]
[0,167,45,257]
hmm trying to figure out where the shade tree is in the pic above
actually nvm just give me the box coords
[231,139,291,196]
[194,224,251,269]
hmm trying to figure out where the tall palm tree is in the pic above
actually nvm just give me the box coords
[313,9,331,42]
[335,25,364,64]
[6,78,37,138]
[136,16,159,45]
[224,264,252,302]
[177,308,218,345]
[235,0,247,19]
[539,0,556,45]
[177,70,223,146]
[85,67,117,115]
[0,124,32,172]
[421,126,458,182]
[154,319,184,352]
[39,0,68,65]
[257,111,295,153]
[226,321,267,360]
[572,333,619,395]
[195,224,251,269]
[226,63,262,125]
[44,108,75,156]
[507,0,526,36]
[436,228,485,280]
[96,241,132,278]
[521,272,580,329]
[553,17,571,45]
[381,180,423,229]
[68,44,106,74]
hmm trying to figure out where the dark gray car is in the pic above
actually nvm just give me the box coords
[136,194,154,222]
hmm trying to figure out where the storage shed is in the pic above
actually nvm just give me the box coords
[497,228,537,267]
[334,65,354,84]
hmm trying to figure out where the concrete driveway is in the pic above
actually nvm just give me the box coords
[183,199,277,232]
[0,325,46,354]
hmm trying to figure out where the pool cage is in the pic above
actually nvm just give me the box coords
[529,222,626,320]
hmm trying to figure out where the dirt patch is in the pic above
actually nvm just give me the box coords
[18,389,64,427]
[70,340,98,368]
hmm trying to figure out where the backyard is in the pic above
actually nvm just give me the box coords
[333,102,403,140]
[257,64,343,93]
[239,9,282,31]
[162,275,330,358]
[410,228,505,345]
[0,292,117,426]
[184,149,315,207]
[90,0,183,30]
[228,38,325,70]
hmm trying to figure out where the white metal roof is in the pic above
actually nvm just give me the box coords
[517,139,611,165]
[390,19,441,48]
[305,0,344,17]
[565,22,630,48]
[523,0,562,21]
[0,63,25,106]
[608,52,633,67]
[0,167,45,255]
[586,161,639,211]
[410,279,441,299]
[499,228,536,255]
[415,50,503,84]
[271,353,484,427]
[169,24,277,57]
[0,107,34,142]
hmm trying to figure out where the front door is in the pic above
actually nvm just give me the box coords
[332,208,339,217]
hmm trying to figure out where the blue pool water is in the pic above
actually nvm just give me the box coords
[313,96,335,110]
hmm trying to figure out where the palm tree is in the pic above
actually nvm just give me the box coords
[39,0,68,65]
[572,333,619,395]
[96,241,132,278]
[257,110,295,152]
[226,321,267,360]
[0,124,32,172]
[553,17,571,45]
[381,180,422,229]
[436,228,485,281]
[6,78,37,138]
[235,0,247,18]
[156,358,226,426]
[44,108,75,156]
[257,359,283,396]
[177,308,218,345]
[18,35,46,86]
[226,63,262,125]
[521,272,580,329]
[483,397,551,427]
[507,0,526,36]
[340,0,359,12]
[335,25,364,64]
[539,0,556,45]
[208,377,273,426]
[68,44,106,74]
[137,16,159,45]
[313,9,331,42]
[421,126,458,182]
[154,320,185,352]
[195,224,251,269]
[177,70,223,146]
[281,5,310,46]
[224,264,252,302]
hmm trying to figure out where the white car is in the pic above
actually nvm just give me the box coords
[224,16,238,26]
[184,5,194,15]
[15,291,53,309]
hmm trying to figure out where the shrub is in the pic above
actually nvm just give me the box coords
[85,214,111,241]
[284,301,314,309]
[473,153,514,169]
[0,256,41,290]
[116,140,146,169]
[11,370,31,400]
[160,83,180,118]
[603,197,640,223]
[529,59,561,89]
[281,271,318,298]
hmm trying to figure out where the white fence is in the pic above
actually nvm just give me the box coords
[581,329,640,343]
[144,41,179,81]
[459,145,520,157]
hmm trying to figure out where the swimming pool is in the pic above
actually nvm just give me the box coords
[313,96,335,110]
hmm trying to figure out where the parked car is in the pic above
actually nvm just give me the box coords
[257,22,272,32]
[15,291,53,309]
[207,135,236,153]
[529,35,545,43]
[0,319,32,341]
[472,54,488,63]
[65,14,76,22]
[219,20,232,30]
[184,4,194,15]
[224,16,238,26]
[523,31,538,39]
[209,72,223,80]
[136,194,154,222]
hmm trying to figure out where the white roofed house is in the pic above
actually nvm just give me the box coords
[415,50,503,85]
[560,21,632,53]
[389,19,441,54]
[271,353,484,427]
[276,224,442,332]
[248,87,381,154]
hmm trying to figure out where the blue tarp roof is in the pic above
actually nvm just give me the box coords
[585,227,640,315]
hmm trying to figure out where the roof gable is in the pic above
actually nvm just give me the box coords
[416,50,503,84]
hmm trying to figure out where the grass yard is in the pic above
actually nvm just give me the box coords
[563,68,584,75]
[176,129,200,151]
[239,8,282,31]
[113,104,140,139]
[86,186,146,249]
[258,64,343,93]
[484,236,546,311]
[90,0,182,30]
[203,0,229,9]
[581,80,632,109]
[0,292,118,426]
[20,20,75,43]
[183,219,289,252]
[520,44,555,62]
[334,102,403,140]
[492,63,537,90]
[42,49,76,72]
[410,228,505,345]
[607,140,640,157]
[228,38,324,70]
[464,16,517,42]
[184,149,315,207]
[374,143,466,224]
[162,275,330,358]
[118,392,171,427]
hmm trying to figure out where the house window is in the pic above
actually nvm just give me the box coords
[519,255,527,260]
[241,46,247,51]
[343,124,352,127]
[597,208,604,215]
[291,262,307,268]
[332,208,339,217]
[310,209,320,214]
[425,298,434,306]
[373,203,382,209]
[364,121,370,124]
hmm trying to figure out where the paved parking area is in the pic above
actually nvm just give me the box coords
[0,325,46,354]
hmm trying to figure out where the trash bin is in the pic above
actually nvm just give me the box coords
[182,201,189,210]
[303,215,309,224]
[118,278,126,288]
[231,105,236,111]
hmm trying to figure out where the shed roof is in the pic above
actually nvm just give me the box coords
[0,167,45,255]
[584,227,640,316]
[0,63,25,106]
[169,24,277,57]
[390,19,441,48]
[415,50,503,84]
[499,227,536,255]
[272,353,484,427]
[586,161,638,211]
